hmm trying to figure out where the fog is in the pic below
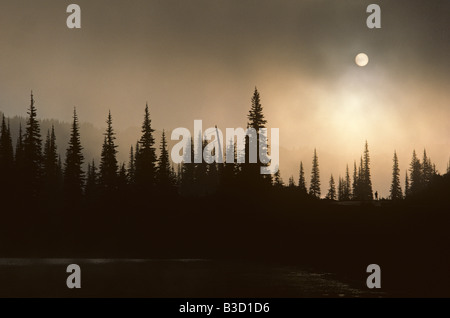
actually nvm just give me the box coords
[0,0,449,196]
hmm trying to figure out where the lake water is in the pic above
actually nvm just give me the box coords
[0,259,382,297]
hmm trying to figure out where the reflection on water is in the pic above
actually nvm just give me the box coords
[0,259,383,297]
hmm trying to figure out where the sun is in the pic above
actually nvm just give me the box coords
[355,53,369,67]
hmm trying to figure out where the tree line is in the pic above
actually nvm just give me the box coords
[0,90,446,207]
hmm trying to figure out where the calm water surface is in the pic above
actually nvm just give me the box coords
[0,259,383,297]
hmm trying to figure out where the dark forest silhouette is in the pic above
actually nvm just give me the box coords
[1,90,445,206]
[1,89,450,296]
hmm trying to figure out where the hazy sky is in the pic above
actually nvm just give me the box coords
[0,0,449,196]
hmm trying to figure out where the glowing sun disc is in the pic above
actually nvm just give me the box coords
[355,53,369,67]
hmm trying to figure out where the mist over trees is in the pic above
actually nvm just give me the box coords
[0,91,447,207]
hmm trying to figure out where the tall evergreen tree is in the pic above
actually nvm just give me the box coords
[352,161,358,200]
[409,150,423,196]
[361,141,373,200]
[288,176,295,188]
[13,123,26,198]
[337,176,349,201]
[15,123,24,168]
[343,164,351,200]
[43,126,60,198]
[245,87,271,188]
[422,149,433,186]
[135,141,140,163]
[128,146,135,185]
[298,161,307,194]
[156,130,175,189]
[390,151,403,200]
[309,149,321,198]
[99,111,119,193]
[404,171,410,198]
[247,87,267,131]
[358,157,363,199]
[23,91,43,198]
[338,176,344,201]
[64,109,85,202]
[326,174,336,200]
[43,127,58,173]
[135,104,157,191]
[273,167,283,188]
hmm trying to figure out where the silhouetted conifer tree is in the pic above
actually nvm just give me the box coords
[326,174,336,200]
[358,156,363,198]
[135,141,140,162]
[273,168,283,188]
[338,176,344,201]
[390,151,403,200]
[156,130,175,190]
[422,149,433,186]
[343,164,351,200]
[23,92,43,199]
[298,161,307,194]
[15,124,24,167]
[135,104,156,192]
[360,141,373,200]
[409,150,423,196]
[64,109,85,203]
[245,87,272,188]
[352,161,358,200]
[128,146,135,185]
[309,149,321,198]
[43,126,60,200]
[99,111,118,194]
[247,87,267,131]
[404,171,410,198]
[288,176,295,187]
